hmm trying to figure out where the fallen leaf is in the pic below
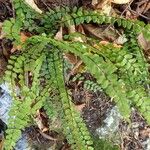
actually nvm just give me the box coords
[76,24,85,34]
[68,24,76,33]
[68,24,84,42]
[54,27,63,40]
[92,0,98,6]
[0,22,5,39]
[0,57,7,77]
[74,103,86,112]
[64,53,79,65]
[11,32,31,53]
[113,43,122,48]
[70,60,84,75]
[101,3,112,15]
[111,0,131,4]
[0,137,4,150]
[99,41,109,45]
[34,110,49,132]
[25,0,42,14]
[138,33,150,51]
[114,34,128,45]
[96,0,112,15]
[136,1,150,14]
[83,24,120,41]
[140,127,150,138]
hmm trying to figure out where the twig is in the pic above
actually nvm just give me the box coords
[120,0,134,17]
[39,130,58,141]
[129,9,150,20]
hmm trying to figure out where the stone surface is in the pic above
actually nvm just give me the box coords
[96,106,122,144]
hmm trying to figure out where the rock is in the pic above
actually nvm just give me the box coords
[96,106,122,144]
[0,83,12,123]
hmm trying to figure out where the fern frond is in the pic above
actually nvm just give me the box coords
[34,5,149,41]
[4,41,48,149]
[47,37,150,123]
[84,80,102,92]
[3,1,150,149]
[50,49,94,150]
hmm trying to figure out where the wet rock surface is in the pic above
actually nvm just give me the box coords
[95,106,121,144]
[0,84,12,123]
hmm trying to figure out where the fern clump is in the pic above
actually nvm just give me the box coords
[2,0,150,149]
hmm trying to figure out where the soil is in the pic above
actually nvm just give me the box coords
[0,0,13,22]
[35,0,81,11]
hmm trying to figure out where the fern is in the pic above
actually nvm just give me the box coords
[48,38,150,122]
[71,74,102,92]
[51,49,93,149]
[84,80,102,92]
[2,1,150,150]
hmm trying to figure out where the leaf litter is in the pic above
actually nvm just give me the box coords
[0,0,150,150]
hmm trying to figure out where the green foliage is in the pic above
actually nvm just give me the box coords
[143,24,150,40]
[71,74,102,92]
[84,80,102,92]
[92,136,119,150]
[51,50,93,149]
[2,1,150,150]
[3,0,41,44]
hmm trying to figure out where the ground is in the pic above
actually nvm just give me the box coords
[0,0,150,150]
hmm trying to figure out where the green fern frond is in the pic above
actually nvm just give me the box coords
[2,1,150,149]
[51,49,94,149]
[47,37,150,123]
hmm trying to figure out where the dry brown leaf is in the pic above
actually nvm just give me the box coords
[136,1,150,14]
[64,53,79,64]
[143,2,150,14]
[68,24,76,33]
[0,22,5,39]
[140,127,150,138]
[34,110,48,132]
[11,32,30,53]
[76,25,85,34]
[25,0,42,14]
[83,24,105,40]
[92,0,98,6]
[0,57,7,76]
[111,0,131,4]
[96,0,112,15]
[113,43,122,48]
[70,60,84,75]
[74,103,86,112]
[138,33,150,51]
[0,22,2,30]
[83,24,120,41]
[101,4,111,15]
[0,138,4,150]
[99,41,109,45]
[54,27,63,40]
